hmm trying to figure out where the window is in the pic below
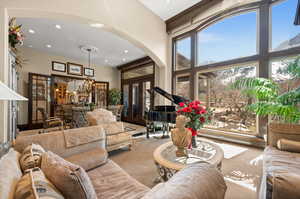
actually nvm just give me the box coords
[271,56,300,93]
[197,63,257,135]
[175,36,191,70]
[175,74,191,99]
[122,64,154,79]
[172,0,300,138]
[271,0,300,51]
[197,11,257,66]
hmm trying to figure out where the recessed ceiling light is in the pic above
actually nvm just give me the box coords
[55,24,62,29]
[90,23,104,28]
[124,50,129,54]
[122,58,126,62]
[105,59,108,63]
[28,45,33,48]
[28,29,35,34]
[46,44,52,48]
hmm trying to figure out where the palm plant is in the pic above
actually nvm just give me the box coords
[231,57,300,123]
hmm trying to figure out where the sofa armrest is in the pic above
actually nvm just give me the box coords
[272,172,300,199]
[142,163,227,199]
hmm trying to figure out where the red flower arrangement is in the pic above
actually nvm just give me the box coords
[177,100,213,148]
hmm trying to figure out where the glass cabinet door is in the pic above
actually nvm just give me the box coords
[29,73,51,128]
[122,84,129,118]
[93,82,108,108]
[132,83,140,121]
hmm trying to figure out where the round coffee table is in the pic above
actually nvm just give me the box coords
[153,139,223,181]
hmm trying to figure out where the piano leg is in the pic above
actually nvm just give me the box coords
[146,121,154,139]
[161,122,170,139]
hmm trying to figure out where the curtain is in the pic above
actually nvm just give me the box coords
[295,0,300,25]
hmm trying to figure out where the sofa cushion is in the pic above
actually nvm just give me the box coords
[264,146,300,177]
[277,139,300,153]
[86,109,116,126]
[41,151,97,199]
[107,132,131,146]
[142,163,227,199]
[100,122,124,135]
[14,126,106,158]
[19,143,45,172]
[273,172,300,199]
[0,148,22,199]
[15,167,64,199]
[88,160,149,199]
[66,148,108,171]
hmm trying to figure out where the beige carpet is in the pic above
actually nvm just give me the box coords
[110,136,263,199]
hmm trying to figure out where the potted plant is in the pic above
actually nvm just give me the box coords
[108,88,121,106]
[176,100,213,148]
[108,88,122,116]
[232,58,300,142]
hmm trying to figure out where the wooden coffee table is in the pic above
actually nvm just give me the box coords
[153,138,224,181]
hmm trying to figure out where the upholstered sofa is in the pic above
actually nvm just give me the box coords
[259,123,300,199]
[0,126,227,199]
[86,108,132,152]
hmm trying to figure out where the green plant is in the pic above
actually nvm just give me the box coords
[231,57,300,123]
[108,88,121,105]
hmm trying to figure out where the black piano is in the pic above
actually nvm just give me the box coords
[145,87,189,138]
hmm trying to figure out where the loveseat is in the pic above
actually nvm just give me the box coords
[259,123,300,199]
[1,125,227,199]
[86,108,132,152]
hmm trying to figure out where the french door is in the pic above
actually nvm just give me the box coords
[122,77,153,125]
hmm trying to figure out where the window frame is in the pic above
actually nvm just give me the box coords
[172,0,300,137]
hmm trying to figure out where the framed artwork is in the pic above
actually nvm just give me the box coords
[67,62,83,76]
[84,68,94,77]
[52,61,66,72]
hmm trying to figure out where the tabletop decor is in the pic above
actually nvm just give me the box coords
[171,115,192,157]
[176,100,213,148]
[9,18,24,49]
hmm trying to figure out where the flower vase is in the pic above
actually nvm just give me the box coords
[191,136,197,148]
[188,128,198,148]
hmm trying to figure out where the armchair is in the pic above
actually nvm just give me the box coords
[86,109,132,152]
[37,107,63,131]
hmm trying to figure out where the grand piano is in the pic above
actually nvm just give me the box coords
[145,87,189,138]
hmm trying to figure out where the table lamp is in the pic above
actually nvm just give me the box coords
[0,81,28,101]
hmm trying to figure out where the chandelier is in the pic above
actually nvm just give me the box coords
[79,46,98,94]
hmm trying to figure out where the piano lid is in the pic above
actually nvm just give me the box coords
[151,87,189,105]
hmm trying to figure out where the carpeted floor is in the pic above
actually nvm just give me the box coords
[110,136,263,199]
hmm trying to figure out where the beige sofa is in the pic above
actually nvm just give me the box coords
[1,125,227,199]
[86,108,132,152]
[259,123,300,199]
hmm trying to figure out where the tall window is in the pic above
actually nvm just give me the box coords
[175,36,191,70]
[197,11,257,66]
[271,56,300,93]
[175,74,191,99]
[172,0,300,137]
[198,63,257,135]
[271,0,300,51]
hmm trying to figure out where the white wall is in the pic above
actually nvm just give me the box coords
[17,47,120,125]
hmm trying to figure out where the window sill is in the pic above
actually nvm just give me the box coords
[199,128,265,148]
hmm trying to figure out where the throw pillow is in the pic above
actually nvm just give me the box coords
[15,167,64,199]
[19,143,45,172]
[277,139,300,153]
[41,151,97,199]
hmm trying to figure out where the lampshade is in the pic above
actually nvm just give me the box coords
[0,81,28,101]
